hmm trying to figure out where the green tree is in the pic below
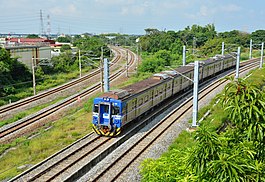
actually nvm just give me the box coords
[60,44,72,52]
[220,77,265,160]
[251,30,265,44]
[51,50,76,72]
[57,36,72,43]
[0,48,31,97]
[26,34,39,38]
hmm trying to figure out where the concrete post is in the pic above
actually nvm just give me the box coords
[221,42,225,56]
[249,39,252,59]
[182,45,186,66]
[104,58,109,92]
[235,47,241,79]
[260,42,264,68]
[192,61,199,127]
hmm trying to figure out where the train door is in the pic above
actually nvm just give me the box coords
[99,103,111,128]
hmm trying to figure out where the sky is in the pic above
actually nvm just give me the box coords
[0,0,264,35]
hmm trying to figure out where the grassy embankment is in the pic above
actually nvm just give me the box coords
[140,61,265,181]
[0,67,92,106]
[0,71,151,181]
[0,50,261,180]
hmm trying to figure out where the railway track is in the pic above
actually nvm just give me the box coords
[0,46,125,120]
[0,47,137,143]
[89,58,261,182]
[9,59,260,182]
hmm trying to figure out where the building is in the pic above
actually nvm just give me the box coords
[4,38,54,70]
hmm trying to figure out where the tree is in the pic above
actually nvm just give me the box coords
[57,36,72,43]
[60,44,72,52]
[251,30,265,43]
[26,34,39,38]
[220,77,265,160]
[0,48,31,97]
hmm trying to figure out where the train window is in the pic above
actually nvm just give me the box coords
[139,98,143,106]
[155,90,159,96]
[93,104,99,113]
[103,105,109,113]
[145,95,148,102]
[132,100,136,109]
[112,106,120,115]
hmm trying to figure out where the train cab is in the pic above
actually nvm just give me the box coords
[92,97,123,136]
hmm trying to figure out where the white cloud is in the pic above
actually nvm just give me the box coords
[50,4,78,16]
[121,5,146,16]
[221,4,241,12]
[199,5,216,17]
[94,0,135,5]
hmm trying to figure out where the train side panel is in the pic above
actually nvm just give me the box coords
[124,98,137,125]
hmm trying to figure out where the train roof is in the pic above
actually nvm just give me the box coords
[99,53,235,101]
[100,74,170,100]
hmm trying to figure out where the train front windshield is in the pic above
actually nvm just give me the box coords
[94,103,120,115]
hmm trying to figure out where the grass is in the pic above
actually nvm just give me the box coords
[1,50,263,180]
[140,65,265,181]
[0,97,67,127]
[0,92,102,181]
[0,67,92,106]
[0,106,92,181]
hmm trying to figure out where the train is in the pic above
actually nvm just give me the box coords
[92,54,236,136]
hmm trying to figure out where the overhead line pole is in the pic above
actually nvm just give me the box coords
[100,47,104,92]
[260,42,264,68]
[182,45,186,66]
[192,61,199,127]
[235,47,241,79]
[249,39,253,59]
[79,49,81,78]
[32,57,36,96]
[221,42,225,56]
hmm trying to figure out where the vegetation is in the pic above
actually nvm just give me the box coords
[0,35,110,106]
[0,95,96,181]
[1,24,265,181]
[140,68,265,181]
[136,25,265,76]
[26,34,39,38]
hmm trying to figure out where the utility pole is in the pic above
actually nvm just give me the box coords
[235,47,241,79]
[79,49,81,78]
[249,39,253,59]
[260,42,264,68]
[192,61,199,127]
[182,45,186,66]
[32,57,48,95]
[100,47,104,92]
[126,50,129,77]
[136,44,139,72]
[192,37,196,55]
[32,57,36,96]
[104,58,109,92]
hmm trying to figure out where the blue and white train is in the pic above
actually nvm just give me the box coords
[92,54,236,136]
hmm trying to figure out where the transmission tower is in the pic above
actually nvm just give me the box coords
[40,10,45,36]
[47,14,51,38]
